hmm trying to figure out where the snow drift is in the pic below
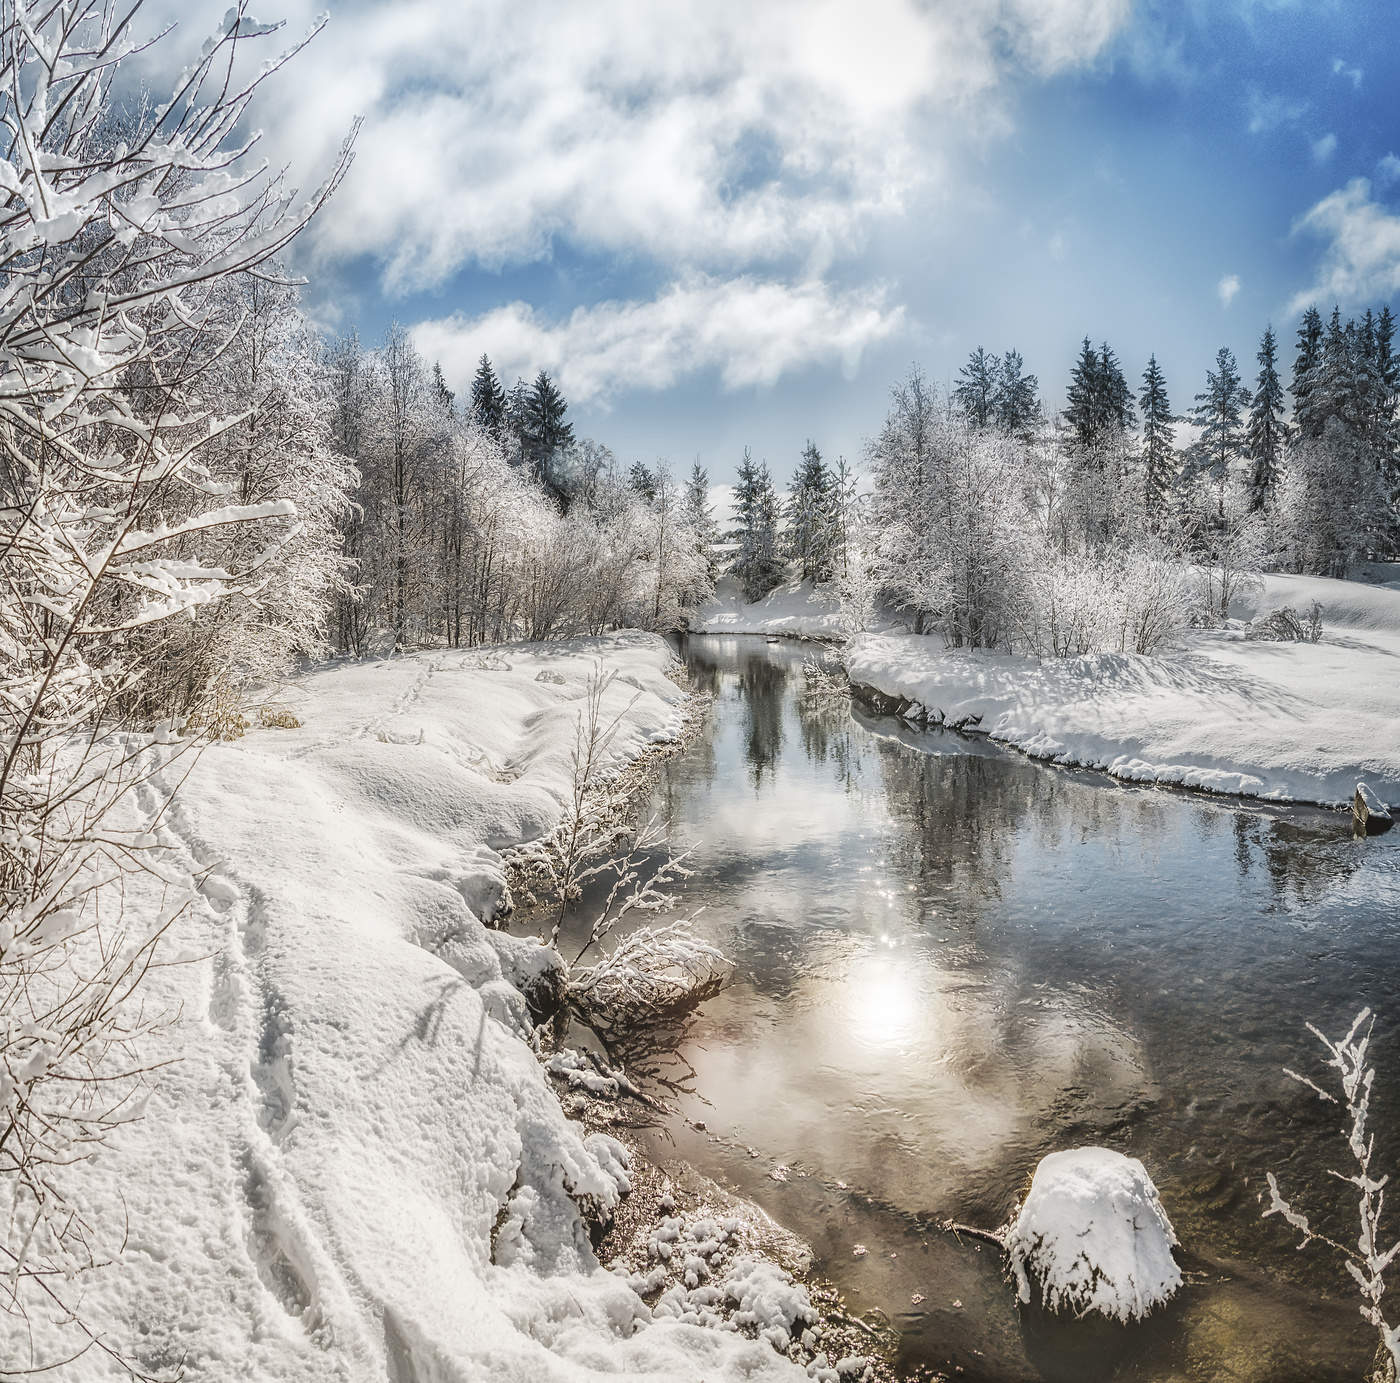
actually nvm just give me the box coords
[691,577,844,640]
[845,572,1400,807]
[15,635,816,1382]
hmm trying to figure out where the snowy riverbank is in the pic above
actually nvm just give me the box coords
[845,572,1400,808]
[691,577,845,640]
[27,635,834,1383]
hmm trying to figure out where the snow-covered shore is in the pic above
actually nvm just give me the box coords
[845,572,1400,808]
[691,577,845,640]
[29,635,824,1383]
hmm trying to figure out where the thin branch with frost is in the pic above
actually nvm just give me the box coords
[1263,1009,1400,1380]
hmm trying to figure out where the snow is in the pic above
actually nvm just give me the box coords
[845,571,1400,807]
[1006,1147,1181,1323]
[691,576,843,639]
[16,634,815,1382]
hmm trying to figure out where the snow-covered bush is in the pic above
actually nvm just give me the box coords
[507,668,726,1036]
[1263,1010,1400,1382]
[1245,603,1325,643]
[0,0,349,1358]
[1007,1147,1181,1322]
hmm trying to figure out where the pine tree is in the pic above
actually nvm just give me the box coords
[431,362,455,415]
[831,455,859,578]
[729,449,784,600]
[1138,354,1176,514]
[628,460,658,502]
[1245,326,1288,512]
[523,370,574,498]
[786,440,836,584]
[994,349,1041,438]
[1292,306,1324,438]
[1065,336,1101,448]
[1066,337,1133,451]
[1188,346,1250,517]
[953,347,998,427]
[684,458,719,577]
[469,353,505,435]
[503,377,530,468]
[1098,342,1136,433]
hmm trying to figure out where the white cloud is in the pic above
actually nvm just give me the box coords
[411,277,905,406]
[1246,87,1307,135]
[1312,132,1338,164]
[1217,273,1241,307]
[134,0,1131,294]
[1377,154,1400,188]
[1288,178,1400,313]
[1331,57,1363,90]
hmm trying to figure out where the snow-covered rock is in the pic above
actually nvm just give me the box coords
[1007,1147,1181,1323]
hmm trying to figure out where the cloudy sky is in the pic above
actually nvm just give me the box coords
[147,0,1400,484]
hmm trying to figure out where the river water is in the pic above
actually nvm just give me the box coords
[615,633,1400,1382]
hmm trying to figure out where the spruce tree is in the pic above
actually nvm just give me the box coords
[684,459,718,578]
[431,362,455,415]
[1245,326,1288,512]
[503,377,530,468]
[953,347,998,427]
[1065,336,1101,448]
[729,449,784,600]
[786,440,835,584]
[994,349,1041,438]
[1189,345,1250,514]
[469,353,505,436]
[1292,306,1324,438]
[523,370,574,498]
[1139,354,1176,514]
[628,460,658,502]
[1098,342,1136,433]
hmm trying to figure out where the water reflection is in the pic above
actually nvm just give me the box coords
[633,635,1400,1381]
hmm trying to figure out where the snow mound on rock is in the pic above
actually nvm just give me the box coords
[1007,1147,1180,1323]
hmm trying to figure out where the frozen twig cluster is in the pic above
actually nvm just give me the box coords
[0,1,349,1368]
[1264,1010,1400,1380]
[508,667,727,1037]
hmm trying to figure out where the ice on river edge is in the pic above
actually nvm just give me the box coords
[1007,1147,1182,1324]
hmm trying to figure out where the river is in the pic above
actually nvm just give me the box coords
[598,633,1400,1381]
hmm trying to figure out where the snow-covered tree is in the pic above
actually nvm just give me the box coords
[0,1,351,1358]
[1065,338,1134,449]
[470,353,506,437]
[684,459,720,579]
[730,449,784,601]
[1139,354,1176,516]
[786,441,836,584]
[953,347,998,427]
[1185,346,1250,518]
[994,349,1042,439]
[628,459,658,502]
[524,370,574,501]
[1245,325,1288,514]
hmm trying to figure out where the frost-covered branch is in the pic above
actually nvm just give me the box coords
[1263,1010,1400,1380]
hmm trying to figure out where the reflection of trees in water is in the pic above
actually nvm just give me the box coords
[1230,810,1365,907]
[738,654,786,788]
[872,737,1036,910]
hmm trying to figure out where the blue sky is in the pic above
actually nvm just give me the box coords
[150,0,1400,485]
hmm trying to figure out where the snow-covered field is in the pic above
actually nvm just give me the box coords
[845,572,1400,807]
[28,635,822,1382]
[691,577,844,639]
